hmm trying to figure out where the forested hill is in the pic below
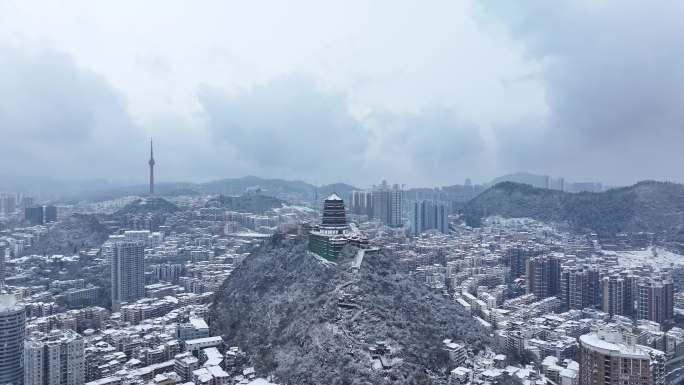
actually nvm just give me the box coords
[114,197,179,216]
[205,194,283,214]
[210,238,492,384]
[462,180,684,238]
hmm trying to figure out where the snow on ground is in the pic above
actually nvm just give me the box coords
[604,247,684,269]
[307,251,338,267]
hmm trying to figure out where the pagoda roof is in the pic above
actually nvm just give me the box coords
[325,193,342,201]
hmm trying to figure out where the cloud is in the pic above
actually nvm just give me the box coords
[3,2,683,188]
[365,110,491,186]
[482,0,684,183]
[0,45,145,181]
[198,75,499,186]
[198,75,370,182]
[0,45,497,187]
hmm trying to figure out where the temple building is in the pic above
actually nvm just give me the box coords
[308,194,369,260]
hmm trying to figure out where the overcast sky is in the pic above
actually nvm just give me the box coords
[0,0,682,188]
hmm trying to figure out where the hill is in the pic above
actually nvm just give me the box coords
[205,194,283,214]
[462,181,684,238]
[488,172,550,188]
[114,197,179,216]
[487,172,604,193]
[69,182,199,202]
[200,176,314,198]
[211,238,491,385]
[25,214,110,255]
[62,176,359,203]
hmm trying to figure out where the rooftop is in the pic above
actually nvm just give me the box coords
[325,193,342,201]
[0,293,23,313]
[579,333,649,359]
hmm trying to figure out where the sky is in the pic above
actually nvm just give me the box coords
[0,0,682,188]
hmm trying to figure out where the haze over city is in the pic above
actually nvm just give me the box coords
[2,2,684,385]
[1,0,683,187]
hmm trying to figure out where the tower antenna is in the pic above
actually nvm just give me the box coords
[148,138,155,195]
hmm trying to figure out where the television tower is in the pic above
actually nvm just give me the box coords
[148,138,155,195]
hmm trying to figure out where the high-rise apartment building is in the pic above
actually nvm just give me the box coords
[412,200,448,236]
[364,191,373,218]
[579,327,664,385]
[560,266,600,310]
[637,277,674,324]
[0,293,26,385]
[0,241,6,285]
[371,182,403,227]
[371,190,387,223]
[507,247,527,281]
[526,255,561,298]
[350,191,373,217]
[20,196,35,210]
[1,193,16,215]
[24,329,85,385]
[44,205,57,223]
[110,241,145,311]
[621,272,639,317]
[150,263,183,283]
[24,205,58,226]
[602,275,625,316]
[506,246,545,281]
[25,206,44,226]
[388,185,402,227]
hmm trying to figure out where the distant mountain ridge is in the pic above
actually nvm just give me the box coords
[8,172,611,203]
[487,172,605,193]
[488,172,551,188]
[59,176,358,203]
[0,174,121,200]
[462,181,684,241]
[205,194,284,214]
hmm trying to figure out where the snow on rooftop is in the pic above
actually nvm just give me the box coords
[579,334,649,359]
[542,356,558,366]
[325,193,342,201]
[247,379,279,385]
[451,366,471,374]
[185,336,223,345]
[189,318,209,329]
[560,368,578,378]
[0,293,21,312]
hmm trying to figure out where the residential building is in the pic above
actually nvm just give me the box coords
[526,255,561,298]
[0,293,26,385]
[579,327,664,385]
[412,200,448,235]
[371,182,403,227]
[24,329,85,385]
[559,266,600,310]
[637,277,674,323]
[25,206,45,226]
[24,205,57,225]
[110,241,145,311]
[601,275,624,316]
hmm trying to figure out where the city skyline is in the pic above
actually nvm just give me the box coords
[0,2,683,384]
[0,155,617,198]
